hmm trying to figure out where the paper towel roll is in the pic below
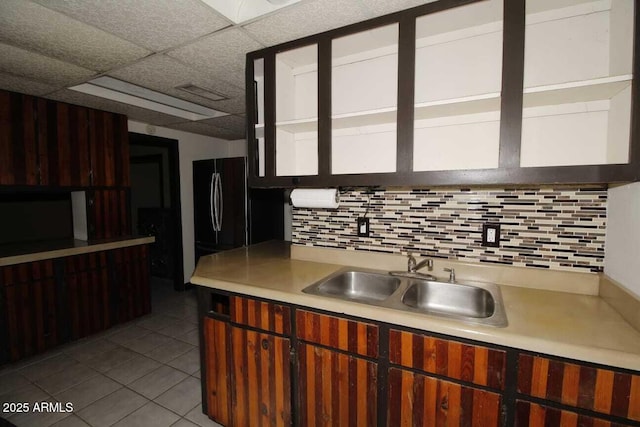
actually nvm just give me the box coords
[290,189,340,209]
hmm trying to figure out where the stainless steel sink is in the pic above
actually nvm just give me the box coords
[302,268,508,327]
[303,270,401,302]
[402,280,495,318]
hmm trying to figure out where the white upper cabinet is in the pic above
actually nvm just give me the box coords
[520,0,634,167]
[275,44,318,176]
[331,24,399,175]
[413,0,504,172]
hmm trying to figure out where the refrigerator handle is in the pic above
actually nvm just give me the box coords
[210,172,217,234]
[217,173,224,231]
[213,173,221,232]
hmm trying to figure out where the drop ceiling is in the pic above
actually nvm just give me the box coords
[0,0,433,140]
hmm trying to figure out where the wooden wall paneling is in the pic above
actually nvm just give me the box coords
[388,329,507,390]
[298,343,377,426]
[296,310,379,358]
[230,326,292,427]
[113,113,130,187]
[231,296,292,335]
[204,317,232,425]
[518,354,640,422]
[387,368,502,426]
[0,91,38,186]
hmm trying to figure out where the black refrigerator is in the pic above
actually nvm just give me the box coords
[193,157,284,261]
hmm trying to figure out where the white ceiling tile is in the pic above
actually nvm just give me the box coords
[203,115,246,133]
[0,0,149,72]
[362,0,438,17]
[167,120,245,140]
[0,43,95,86]
[167,28,263,88]
[108,54,244,110]
[0,72,58,96]
[46,89,190,126]
[205,96,246,115]
[243,0,374,47]
[33,0,231,52]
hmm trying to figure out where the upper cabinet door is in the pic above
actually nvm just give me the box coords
[0,91,38,186]
[89,110,130,187]
[275,44,318,177]
[413,0,504,172]
[331,24,399,175]
[520,0,635,167]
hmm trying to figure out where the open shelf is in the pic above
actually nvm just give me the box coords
[275,117,318,133]
[332,107,396,129]
[414,93,501,121]
[523,75,631,108]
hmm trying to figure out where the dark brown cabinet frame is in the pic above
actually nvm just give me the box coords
[197,288,640,426]
[246,0,640,188]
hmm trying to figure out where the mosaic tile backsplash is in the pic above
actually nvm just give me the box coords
[292,187,607,273]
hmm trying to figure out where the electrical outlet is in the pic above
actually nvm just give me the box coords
[482,223,500,247]
[357,217,370,237]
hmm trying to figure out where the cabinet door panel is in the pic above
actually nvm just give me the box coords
[231,296,291,335]
[89,110,128,187]
[518,354,640,421]
[231,326,291,427]
[298,343,377,427]
[515,400,634,427]
[0,91,38,186]
[203,317,231,426]
[88,189,131,239]
[389,329,506,390]
[113,246,150,323]
[2,260,58,362]
[297,310,378,358]
[39,100,91,187]
[388,368,501,427]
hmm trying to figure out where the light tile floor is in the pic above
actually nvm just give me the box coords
[0,278,223,427]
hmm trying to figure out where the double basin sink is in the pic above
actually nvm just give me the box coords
[302,269,508,327]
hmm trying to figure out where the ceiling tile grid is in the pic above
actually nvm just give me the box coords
[108,54,244,113]
[168,27,264,88]
[32,0,232,52]
[0,0,150,72]
[0,0,431,140]
[242,0,375,46]
[0,42,96,86]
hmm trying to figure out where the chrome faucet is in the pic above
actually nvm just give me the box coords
[444,267,456,283]
[407,254,433,273]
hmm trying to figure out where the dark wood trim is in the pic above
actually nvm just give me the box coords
[630,0,640,174]
[128,133,185,291]
[498,0,525,169]
[318,37,332,178]
[396,14,416,174]
[264,53,276,179]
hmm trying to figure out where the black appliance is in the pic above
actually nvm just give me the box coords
[193,157,284,261]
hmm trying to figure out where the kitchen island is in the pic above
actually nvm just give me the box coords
[0,236,154,364]
[192,241,640,426]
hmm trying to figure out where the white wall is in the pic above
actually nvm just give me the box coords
[605,182,640,297]
[128,120,247,283]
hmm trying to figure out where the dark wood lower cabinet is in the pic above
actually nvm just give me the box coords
[388,368,501,426]
[230,326,291,427]
[298,343,377,427]
[0,245,151,364]
[64,252,111,340]
[204,317,231,426]
[198,291,640,427]
[1,260,58,362]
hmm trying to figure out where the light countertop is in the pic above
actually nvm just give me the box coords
[191,241,640,371]
[0,236,155,266]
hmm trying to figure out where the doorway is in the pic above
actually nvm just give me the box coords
[129,133,185,291]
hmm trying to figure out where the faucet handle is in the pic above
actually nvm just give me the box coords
[444,267,456,283]
[407,254,417,272]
